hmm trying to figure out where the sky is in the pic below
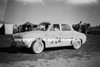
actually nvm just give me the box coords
[0,0,7,21]
[0,0,100,26]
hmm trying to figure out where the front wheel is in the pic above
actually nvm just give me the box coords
[31,39,44,54]
[72,39,82,49]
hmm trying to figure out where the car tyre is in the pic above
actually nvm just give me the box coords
[31,39,44,54]
[72,39,82,49]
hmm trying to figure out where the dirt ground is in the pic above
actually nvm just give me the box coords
[0,34,100,67]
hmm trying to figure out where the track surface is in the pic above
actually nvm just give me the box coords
[0,34,100,67]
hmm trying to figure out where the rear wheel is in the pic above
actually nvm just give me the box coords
[72,39,82,49]
[31,39,44,54]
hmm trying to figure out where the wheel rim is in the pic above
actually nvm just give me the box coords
[34,41,44,53]
[73,40,81,49]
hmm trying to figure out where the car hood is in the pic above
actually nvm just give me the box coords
[13,31,46,37]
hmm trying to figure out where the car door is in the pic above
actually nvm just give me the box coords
[46,24,62,47]
[61,24,73,46]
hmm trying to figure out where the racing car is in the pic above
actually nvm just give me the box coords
[11,23,87,53]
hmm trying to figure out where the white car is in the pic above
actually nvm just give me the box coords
[12,23,87,53]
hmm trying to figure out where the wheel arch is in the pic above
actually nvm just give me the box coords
[70,38,82,45]
[30,38,46,48]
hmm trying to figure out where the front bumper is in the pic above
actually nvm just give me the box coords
[11,39,29,48]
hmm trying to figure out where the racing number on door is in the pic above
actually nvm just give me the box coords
[51,37,61,44]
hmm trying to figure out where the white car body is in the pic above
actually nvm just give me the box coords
[12,23,87,53]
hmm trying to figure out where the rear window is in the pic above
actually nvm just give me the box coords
[61,24,71,31]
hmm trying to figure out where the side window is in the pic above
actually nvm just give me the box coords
[61,24,71,31]
[39,25,46,31]
[50,24,60,31]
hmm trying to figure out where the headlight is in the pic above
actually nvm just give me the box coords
[13,35,23,39]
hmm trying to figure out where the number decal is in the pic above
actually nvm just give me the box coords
[51,37,61,44]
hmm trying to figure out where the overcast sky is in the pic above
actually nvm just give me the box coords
[1,0,100,26]
[0,0,7,21]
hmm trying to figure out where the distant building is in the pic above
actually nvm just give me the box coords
[5,24,14,34]
[0,24,5,35]
[0,20,14,35]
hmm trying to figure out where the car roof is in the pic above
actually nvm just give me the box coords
[50,23,72,26]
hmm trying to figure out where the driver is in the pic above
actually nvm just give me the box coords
[54,26,59,31]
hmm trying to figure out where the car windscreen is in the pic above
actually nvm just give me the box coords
[61,24,71,31]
